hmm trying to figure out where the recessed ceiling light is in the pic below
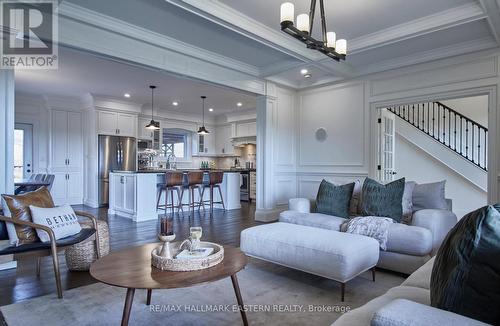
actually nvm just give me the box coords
[300,69,308,75]
[172,101,179,106]
[237,102,243,107]
[124,93,131,98]
[304,73,312,78]
[209,108,214,112]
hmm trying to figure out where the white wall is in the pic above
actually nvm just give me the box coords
[395,136,486,218]
[441,95,488,127]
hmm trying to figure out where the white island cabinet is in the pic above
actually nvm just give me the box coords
[108,171,241,222]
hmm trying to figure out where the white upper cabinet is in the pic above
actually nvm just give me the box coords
[215,124,234,155]
[97,111,137,137]
[236,121,256,137]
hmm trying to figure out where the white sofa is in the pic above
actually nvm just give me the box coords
[280,198,457,274]
[333,257,488,326]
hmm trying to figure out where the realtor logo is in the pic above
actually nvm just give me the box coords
[0,0,58,69]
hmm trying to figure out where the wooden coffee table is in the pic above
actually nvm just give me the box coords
[90,243,248,326]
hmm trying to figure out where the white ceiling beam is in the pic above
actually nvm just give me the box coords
[479,0,500,43]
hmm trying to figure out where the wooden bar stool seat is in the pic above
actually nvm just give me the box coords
[157,171,184,216]
[179,171,205,214]
[201,171,226,215]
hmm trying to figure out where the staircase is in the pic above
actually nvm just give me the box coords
[387,101,488,171]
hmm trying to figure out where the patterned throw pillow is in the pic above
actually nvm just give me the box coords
[360,178,405,222]
[316,180,355,218]
[29,205,82,242]
[430,205,500,325]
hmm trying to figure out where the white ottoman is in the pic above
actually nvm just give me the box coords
[240,222,380,301]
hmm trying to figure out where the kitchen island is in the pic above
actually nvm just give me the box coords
[108,170,241,222]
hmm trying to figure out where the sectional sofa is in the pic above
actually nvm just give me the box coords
[279,197,457,274]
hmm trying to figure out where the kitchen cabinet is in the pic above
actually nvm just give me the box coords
[97,111,137,137]
[111,173,136,216]
[197,132,215,154]
[50,110,83,205]
[215,124,234,155]
[236,121,256,137]
[138,118,154,139]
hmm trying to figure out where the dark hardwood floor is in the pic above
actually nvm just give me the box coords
[0,203,258,308]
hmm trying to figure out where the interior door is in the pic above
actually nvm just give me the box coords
[51,110,68,170]
[14,123,33,180]
[379,109,396,182]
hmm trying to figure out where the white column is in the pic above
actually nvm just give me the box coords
[0,69,15,198]
[255,87,278,222]
[0,69,16,270]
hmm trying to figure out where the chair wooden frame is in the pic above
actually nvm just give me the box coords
[0,211,101,299]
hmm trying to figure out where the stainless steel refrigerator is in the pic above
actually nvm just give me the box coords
[98,135,137,206]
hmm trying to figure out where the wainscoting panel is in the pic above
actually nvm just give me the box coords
[298,82,366,168]
[274,174,297,206]
[274,88,296,171]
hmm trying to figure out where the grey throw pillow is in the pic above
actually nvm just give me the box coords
[316,180,355,218]
[412,181,447,211]
[349,179,362,216]
[430,204,500,325]
[360,178,405,222]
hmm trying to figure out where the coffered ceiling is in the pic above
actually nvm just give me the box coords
[59,0,500,88]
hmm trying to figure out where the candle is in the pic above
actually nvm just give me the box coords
[160,217,173,236]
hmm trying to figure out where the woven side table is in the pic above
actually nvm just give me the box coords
[65,220,110,271]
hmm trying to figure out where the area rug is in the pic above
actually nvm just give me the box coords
[0,259,403,326]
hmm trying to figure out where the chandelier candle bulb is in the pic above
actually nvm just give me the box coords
[336,39,347,55]
[297,14,310,33]
[280,2,294,23]
[326,32,336,48]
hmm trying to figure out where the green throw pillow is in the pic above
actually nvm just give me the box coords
[430,205,500,325]
[316,180,355,218]
[360,178,405,222]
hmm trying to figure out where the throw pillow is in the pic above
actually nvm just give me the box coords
[2,187,55,245]
[430,205,500,325]
[401,181,416,224]
[412,181,447,211]
[349,179,362,216]
[360,178,405,222]
[29,205,82,243]
[316,180,355,218]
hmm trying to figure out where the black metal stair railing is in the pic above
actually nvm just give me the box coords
[387,101,488,171]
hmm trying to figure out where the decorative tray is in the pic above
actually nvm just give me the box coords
[151,241,224,272]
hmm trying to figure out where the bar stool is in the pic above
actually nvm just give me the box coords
[179,171,204,214]
[156,171,184,216]
[201,171,226,215]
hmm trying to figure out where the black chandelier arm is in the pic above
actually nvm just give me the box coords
[319,0,327,44]
[308,0,316,36]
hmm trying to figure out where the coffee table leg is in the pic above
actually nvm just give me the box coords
[121,288,135,326]
[147,289,152,305]
[230,274,248,326]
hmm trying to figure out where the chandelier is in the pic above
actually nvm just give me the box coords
[280,1,347,61]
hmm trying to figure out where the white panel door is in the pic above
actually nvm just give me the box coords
[67,172,83,204]
[117,113,136,137]
[67,111,83,172]
[51,110,68,170]
[97,111,117,135]
[379,109,396,182]
[50,172,67,205]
